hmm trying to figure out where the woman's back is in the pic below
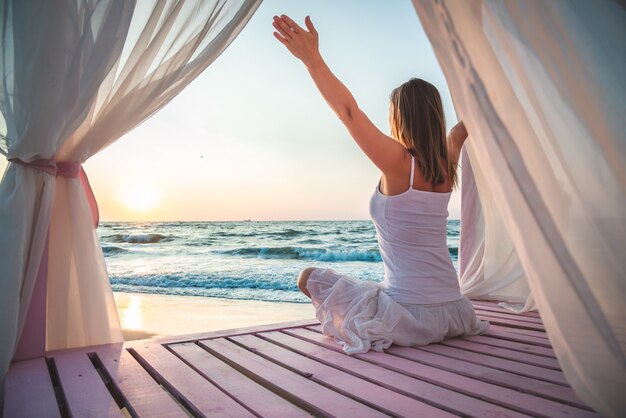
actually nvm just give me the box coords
[369,154,462,305]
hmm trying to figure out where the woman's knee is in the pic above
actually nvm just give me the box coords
[297,267,318,297]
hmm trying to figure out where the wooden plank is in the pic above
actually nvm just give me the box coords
[473,306,542,322]
[474,309,545,329]
[485,327,553,347]
[199,337,386,417]
[287,328,590,409]
[395,345,568,385]
[400,346,587,407]
[170,342,311,417]
[305,324,324,333]
[52,351,122,417]
[131,343,254,417]
[488,324,550,339]
[3,358,60,418]
[258,331,476,415]
[471,301,541,317]
[441,339,562,369]
[462,334,557,358]
[123,318,318,348]
[95,346,186,418]
[473,308,544,324]
[262,330,591,418]
[232,333,455,418]
[477,314,547,331]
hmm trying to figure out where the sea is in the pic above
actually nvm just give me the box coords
[99,220,460,304]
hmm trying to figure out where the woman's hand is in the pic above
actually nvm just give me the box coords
[272,14,404,173]
[273,15,321,67]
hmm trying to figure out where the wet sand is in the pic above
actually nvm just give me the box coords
[113,291,316,341]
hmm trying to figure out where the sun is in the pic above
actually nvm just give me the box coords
[120,181,160,212]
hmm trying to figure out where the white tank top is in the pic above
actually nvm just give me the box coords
[369,155,462,304]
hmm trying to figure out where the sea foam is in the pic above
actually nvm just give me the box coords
[107,233,171,244]
[217,246,382,262]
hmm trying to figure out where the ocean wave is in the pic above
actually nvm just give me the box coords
[271,228,306,238]
[105,233,172,244]
[211,231,258,238]
[109,272,385,303]
[217,245,457,262]
[350,226,375,233]
[102,246,127,255]
[217,246,382,262]
[183,238,216,246]
[110,274,298,292]
[297,238,324,245]
[209,228,315,239]
[208,227,354,238]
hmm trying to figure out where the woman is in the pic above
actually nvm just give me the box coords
[273,15,490,354]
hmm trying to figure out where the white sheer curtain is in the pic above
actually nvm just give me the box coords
[0,0,261,400]
[412,0,625,416]
[458,147,534,312]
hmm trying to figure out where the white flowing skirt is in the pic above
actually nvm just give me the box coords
[306,267,490,354]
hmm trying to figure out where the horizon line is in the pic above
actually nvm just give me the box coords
[98,218,462,223]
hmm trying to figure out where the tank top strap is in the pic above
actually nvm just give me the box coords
[409,154,415,188]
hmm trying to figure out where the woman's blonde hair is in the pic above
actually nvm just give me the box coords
[390,78,457,190]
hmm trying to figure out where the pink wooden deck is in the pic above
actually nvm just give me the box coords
[4,300,600,417]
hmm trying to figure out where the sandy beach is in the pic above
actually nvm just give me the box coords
[113,291,316,341]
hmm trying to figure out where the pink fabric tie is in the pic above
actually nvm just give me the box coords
[9,158,100,228]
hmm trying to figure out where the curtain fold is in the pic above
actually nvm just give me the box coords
[0,0,261,403]
[459,146,534,312]
[412,1,626,416]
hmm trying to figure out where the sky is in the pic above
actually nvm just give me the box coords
[1,0,460,221]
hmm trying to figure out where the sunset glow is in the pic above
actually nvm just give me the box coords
[121,181,160,212]
[65,1,462,221]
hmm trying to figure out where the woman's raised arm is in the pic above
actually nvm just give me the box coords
[273,15,404,173]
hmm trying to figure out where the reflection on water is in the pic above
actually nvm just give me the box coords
[119,294,143,330]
